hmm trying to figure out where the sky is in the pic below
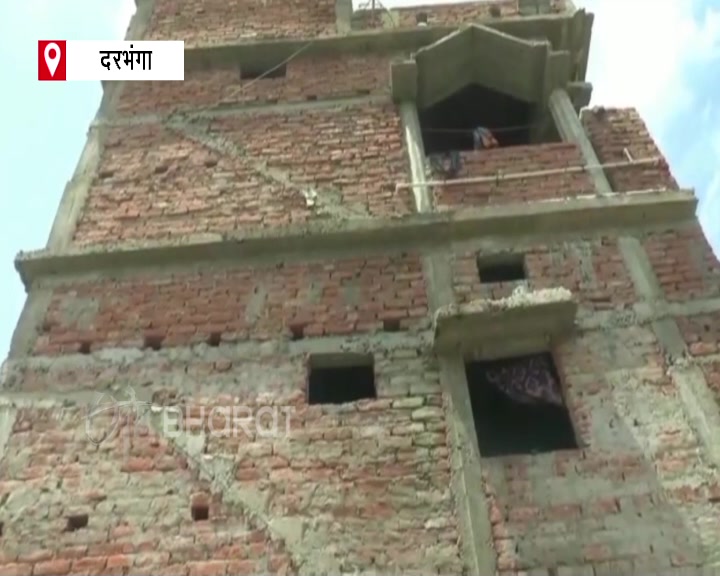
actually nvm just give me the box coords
[0,0,718,360]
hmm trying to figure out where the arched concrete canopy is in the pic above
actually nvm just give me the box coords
[391,23,577,111]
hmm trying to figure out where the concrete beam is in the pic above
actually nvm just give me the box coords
[15,190,697,287]
[549,88,612,195]
[6,0,155,360]
[181,12,591,77]
[433,288,577,358]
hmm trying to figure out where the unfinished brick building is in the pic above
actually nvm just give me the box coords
[3,0,720,574]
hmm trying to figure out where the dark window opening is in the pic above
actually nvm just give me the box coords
[207,332,222,347]
[191,503,209,521]
[419,83,560,154]
[78,341,92,355]
[65,514,88,532]
[465,353,578,457]
[240,63,287,80]
[308,354,376,405]
[383,318,401,332]
[477,254,527,283]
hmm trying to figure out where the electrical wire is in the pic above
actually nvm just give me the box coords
[421,122,541,135]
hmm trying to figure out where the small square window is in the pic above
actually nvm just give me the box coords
[240,63,287,80]
[191,503,209,521]
[307,354,376,405]
[476,254,526,283]
[465,353,577,457]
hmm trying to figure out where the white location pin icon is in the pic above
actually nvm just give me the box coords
[44,42,61,77]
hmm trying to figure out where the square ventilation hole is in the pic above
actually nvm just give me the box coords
[65,514,89,532]
[465,353,578,457]
[307,354,376,405]
[191,503,209,522]
[477,253,527,283]
[240,62,287,80]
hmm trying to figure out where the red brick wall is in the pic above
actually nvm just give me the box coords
[1,348,465,574]
[0,405,295,576]
[146,0,336,45]
[677,313,720,358]
[482,326,720,573]
[74,103,413,246]
[355,0,568,29]
[117,54,392,115]
[581,107,679,193]
[643,225,720,302]
[451,238,636,310]
[33,254,428,355]
[432,143,595,210]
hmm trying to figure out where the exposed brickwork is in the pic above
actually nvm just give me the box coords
[481,327,720,573]
[1,348,465,574]
[7,0,720,573]
[117,54,393,115]
[581,107,680,193]
[146,0,336,45]
[33,255,428,355]
[451,238,636,310]
[677,312,720,358]
[0,406,296,576]
[432,144,595,210]
[643,225,720,302]
[74,104,413,245]
[702,363,720,402]
[355,0,568,30]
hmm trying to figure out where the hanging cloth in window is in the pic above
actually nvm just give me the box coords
[484,355,564,406]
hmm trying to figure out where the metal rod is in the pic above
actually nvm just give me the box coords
[395,156,664,190]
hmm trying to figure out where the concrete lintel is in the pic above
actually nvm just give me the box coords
[14,190,697,287]
[182,13,586,74]
[433,288,577,358]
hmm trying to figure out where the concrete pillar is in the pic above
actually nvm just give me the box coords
[335,0,353,34]
[399,101,497,576]
[618,237,720,468]
[548,88,613,195]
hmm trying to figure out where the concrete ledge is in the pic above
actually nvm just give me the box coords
[434,288,577,358]
[15,189,697,287]
[181,13,583,73]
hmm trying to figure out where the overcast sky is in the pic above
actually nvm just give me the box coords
[0,0,717,359]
